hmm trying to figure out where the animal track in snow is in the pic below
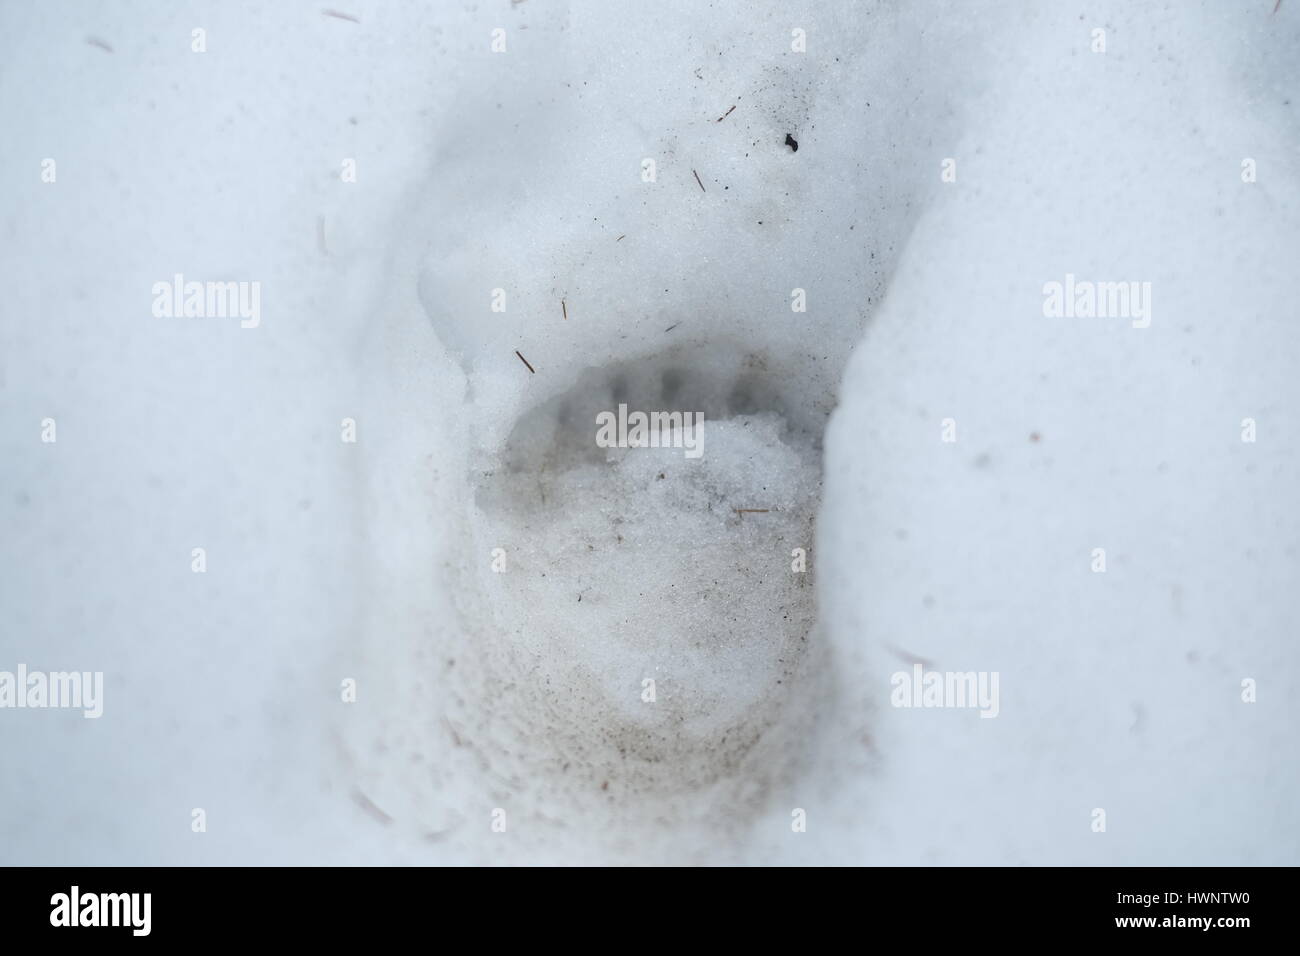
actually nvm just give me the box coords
[459,341,830,801]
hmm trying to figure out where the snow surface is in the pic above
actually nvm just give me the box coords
[0,0,1297,864]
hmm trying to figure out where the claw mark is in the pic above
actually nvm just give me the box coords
[443,717,464,747]
[352,788,393,824]
[886,642,935,669]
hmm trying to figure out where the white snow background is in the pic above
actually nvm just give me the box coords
[0,0,1297,864]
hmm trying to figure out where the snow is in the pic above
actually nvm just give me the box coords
[0,0,1296,865]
